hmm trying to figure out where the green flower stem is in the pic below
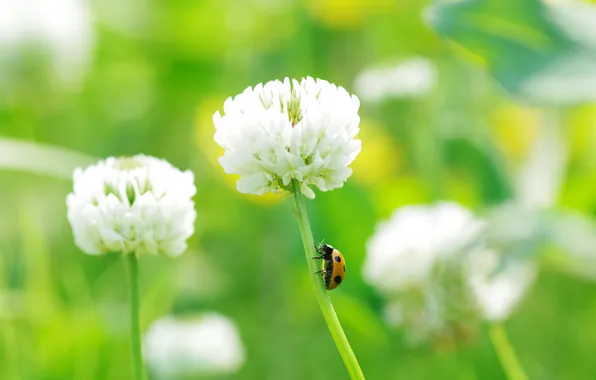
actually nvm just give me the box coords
[126,253,146,380]
[290,180,365,379]
[489,324,528,380]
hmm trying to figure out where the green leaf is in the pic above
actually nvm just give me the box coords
[426,0,596,105]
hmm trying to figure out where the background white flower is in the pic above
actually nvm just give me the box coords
[213,77,361,198]
[353,57,436,103]
[143,313,246,379]
[0,0,94,85]
[466,249,537,322]
[363,202,484,294]
[66,155,196,257]
[363,202,538,346]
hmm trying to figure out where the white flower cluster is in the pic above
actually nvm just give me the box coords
[363,202,484,294]
[213,77,361,199]
[363,202,536,344]
[66,155,196,257]
[143,313,245,379]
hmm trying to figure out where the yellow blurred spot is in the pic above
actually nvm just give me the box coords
[567,104,596,162]
[195,97,284,205]
[352,119,404,186]
[307,0,395,29]
[491,102,541,164]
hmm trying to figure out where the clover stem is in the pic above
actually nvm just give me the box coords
[290,180,365,379]
[126,253,146,380]
[489,323,528,380]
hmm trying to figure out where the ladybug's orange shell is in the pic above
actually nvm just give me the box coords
[322,249,346,290]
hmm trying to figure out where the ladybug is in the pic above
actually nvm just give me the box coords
[314,243,346,290]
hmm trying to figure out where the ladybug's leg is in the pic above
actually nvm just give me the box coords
[314,269,325,275]
[312,255,325,260]
[314,242,326,255]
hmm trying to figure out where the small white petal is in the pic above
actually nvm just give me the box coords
[300,183,316,199]
[236,173,270,195]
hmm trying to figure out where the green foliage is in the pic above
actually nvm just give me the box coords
[1,0,596,379]
[426,0,596,105]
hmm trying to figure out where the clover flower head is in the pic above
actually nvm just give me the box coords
[363,202,488,346]
[213,77,361,199]
[364,202,537,346]
[66,155,196,257]
[143,313,245,378]
[363,202,484,294]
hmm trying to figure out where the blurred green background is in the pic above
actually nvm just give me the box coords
[2,0,596,379]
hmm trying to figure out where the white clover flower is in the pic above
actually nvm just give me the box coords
[66,155,196,257]
[364,202,537,345]
[213,77,361,199]
[363,202,484,294]
[466,250,537,322]
[143,313,245,379]
[363,202,488,346]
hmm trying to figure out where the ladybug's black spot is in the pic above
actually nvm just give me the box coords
[343,265,346,272]
[334,255,341,262]
[334,275,342,284]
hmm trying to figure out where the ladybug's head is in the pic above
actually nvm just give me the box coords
[321,243,335,255]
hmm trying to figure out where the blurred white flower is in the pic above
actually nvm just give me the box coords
[354,57,436,103]
[66,155,196,257]
[466,250,537,322]
[364,202,537,346]
[0,0,94,84]
[144,313,245,379]
[213,77,361,199]
[363,202,484,294]
[363,202,493,346]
